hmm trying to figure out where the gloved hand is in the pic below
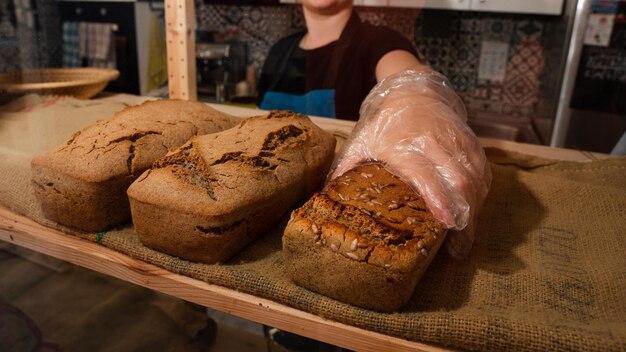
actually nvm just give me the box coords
[329,70,492,259]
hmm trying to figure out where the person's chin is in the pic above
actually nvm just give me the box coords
[301,0,353,14]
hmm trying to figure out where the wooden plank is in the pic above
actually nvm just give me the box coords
[0,206,448,352]
[479,138,611,162]
[165,0,196,100]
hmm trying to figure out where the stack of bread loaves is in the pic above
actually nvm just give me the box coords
[32,101,336,265]
[31,99,443,312]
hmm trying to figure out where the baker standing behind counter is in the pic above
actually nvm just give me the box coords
[258,0,492,259]
[257,0,429,120]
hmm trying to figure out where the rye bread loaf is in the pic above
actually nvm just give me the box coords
[127,110,336,264]
[282,164,447,312]
[31,99,239,232]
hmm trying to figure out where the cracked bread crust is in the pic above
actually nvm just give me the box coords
[31,99,239,231]
[127,110,336,264]
[282,164,447,312]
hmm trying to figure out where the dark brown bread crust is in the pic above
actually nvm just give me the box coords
[282,164,447,312]
[31,99,239,231]
[127,110,336,264]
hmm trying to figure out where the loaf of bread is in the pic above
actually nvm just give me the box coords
[31,99,239,232]
[282,164,447,312]
[127,110,336,264]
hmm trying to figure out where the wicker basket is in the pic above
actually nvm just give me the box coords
[0,68,120,104]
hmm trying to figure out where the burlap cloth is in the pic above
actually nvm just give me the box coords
[1,96,625,351]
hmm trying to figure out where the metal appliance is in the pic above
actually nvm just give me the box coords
[196,43,230,102]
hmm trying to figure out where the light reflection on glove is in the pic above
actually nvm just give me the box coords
[329,70,492,259]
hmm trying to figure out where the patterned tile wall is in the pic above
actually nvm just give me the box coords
[197,4,565,125]
[197,4,304,72]
[415,11,560,121]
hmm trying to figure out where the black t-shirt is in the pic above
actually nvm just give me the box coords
[258,12,419,120]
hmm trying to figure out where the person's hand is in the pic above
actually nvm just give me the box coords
[329,70,492,259]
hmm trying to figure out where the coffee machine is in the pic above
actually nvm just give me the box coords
[196,41,248,103]
[196,43,229,102]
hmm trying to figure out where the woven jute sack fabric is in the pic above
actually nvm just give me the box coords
[1,100,625,351]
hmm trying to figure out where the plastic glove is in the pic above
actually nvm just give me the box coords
[329,70,492,259]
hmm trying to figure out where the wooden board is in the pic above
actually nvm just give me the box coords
[0,206,448,352]
[165,0,196,100]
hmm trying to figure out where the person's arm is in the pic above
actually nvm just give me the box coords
[330,70,492,259]
[375,49,430,82]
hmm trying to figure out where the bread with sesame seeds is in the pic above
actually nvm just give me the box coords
[127,110,336,264]
[282,163,447,312]
[31,99,239,232]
